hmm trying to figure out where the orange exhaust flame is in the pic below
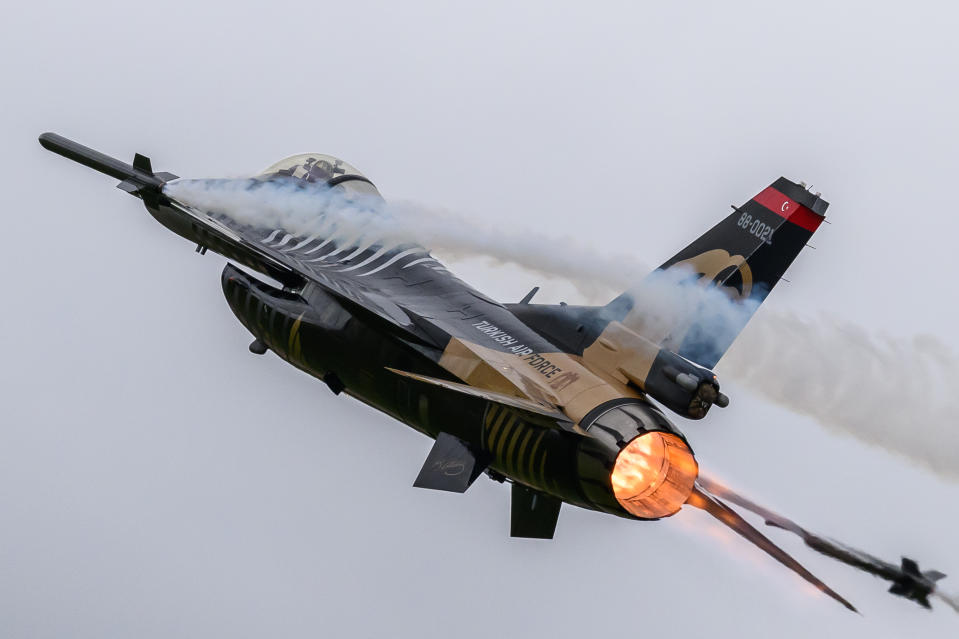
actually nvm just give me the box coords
[611,432,698,519]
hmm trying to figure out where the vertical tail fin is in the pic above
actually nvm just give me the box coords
[606,177,828,368]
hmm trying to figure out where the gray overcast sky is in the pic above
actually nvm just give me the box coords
[2,1,958,637]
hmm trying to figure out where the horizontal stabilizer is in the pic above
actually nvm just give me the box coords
[413,432,488,493]
[687,482,857,612]
[133,152,153,174]
[511,483,562,539]
[697,475,809,537]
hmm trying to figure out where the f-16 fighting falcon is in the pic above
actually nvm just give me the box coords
[39,132,951,614]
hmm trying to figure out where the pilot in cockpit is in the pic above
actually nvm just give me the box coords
[302,157,345,183]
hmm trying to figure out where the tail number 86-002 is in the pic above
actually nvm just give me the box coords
[738,211,775,245]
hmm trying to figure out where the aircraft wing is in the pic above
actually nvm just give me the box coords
[696,475,956,612]
[40,132,454,348]
[686,481,858,612]
[696,475,903,581]
[164,196,444,343]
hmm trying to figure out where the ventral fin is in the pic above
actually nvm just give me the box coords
[510,483,561,539]
[413,432,488,493]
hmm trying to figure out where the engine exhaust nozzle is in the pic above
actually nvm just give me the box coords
[610,432,699,519]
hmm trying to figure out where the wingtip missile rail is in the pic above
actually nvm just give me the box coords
[38,132,177,204]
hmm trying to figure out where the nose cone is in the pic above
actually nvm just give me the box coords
[610,432,698,519]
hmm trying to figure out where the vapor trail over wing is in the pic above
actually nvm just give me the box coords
[686,482,857,613]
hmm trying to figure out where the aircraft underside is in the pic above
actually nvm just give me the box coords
[39,131,952,614]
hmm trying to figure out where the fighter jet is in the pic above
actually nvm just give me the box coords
[38,132,944,614]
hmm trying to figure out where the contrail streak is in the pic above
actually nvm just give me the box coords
[934,590,959,614]
[719,312,959,481]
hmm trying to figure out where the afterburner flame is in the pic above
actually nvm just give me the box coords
[611,432,699,519]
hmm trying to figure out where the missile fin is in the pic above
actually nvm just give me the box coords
[889,582,910,596]
[133,153,153,174]
[116,179,141,194]
[518,286,539,305]
[902,558,921,576]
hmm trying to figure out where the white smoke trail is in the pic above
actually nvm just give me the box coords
[718,312,959,481]
[933,590,959,614]
[391,199,647,301]
[163,178,643,300]
[164,178,959,481]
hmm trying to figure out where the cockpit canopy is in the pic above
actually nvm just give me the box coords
[258,153,380,197]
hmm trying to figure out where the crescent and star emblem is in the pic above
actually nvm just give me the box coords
[781,201,791,213]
